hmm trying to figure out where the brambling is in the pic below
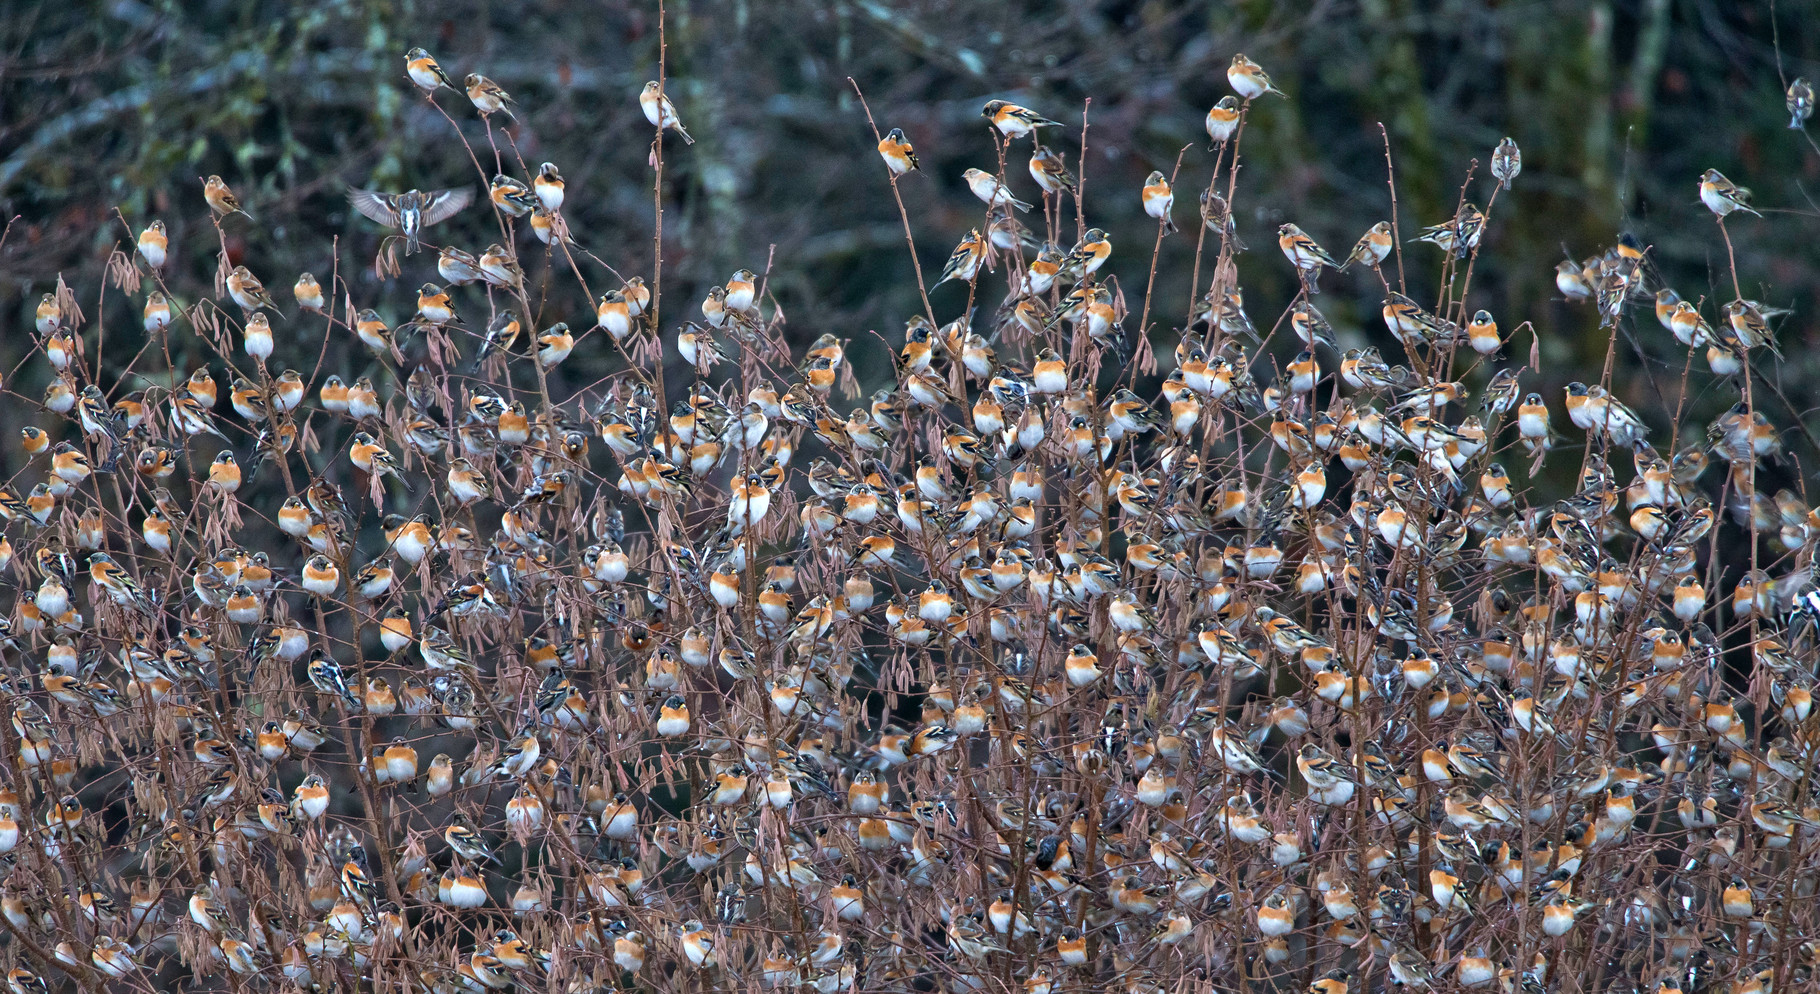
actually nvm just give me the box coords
[290,772,330,820]
[89,937,137,979]
[74,385,121,444]
[1791,77,1816,128]
[88,552,153,613]
[621,274,651,315]
[1278,223,1339,275]
[1699,168,1759,217]
[1667,299,1712,347]
[877,127,918,175]
[1386,950,1434,989]
[533,161,565,210]
[1383,290,1460,345]
[439,245,483,285]
[1141,170,1177,233]
[300,554,340,597]
[445,813,501,864]
[348,187,473,255]
[17,426,48,458]
[933,229,987,288]
[138,502,175,549]
[1206,95,1242,143]
[502,780,546,834]
[405,46,454,89]
[1466,308,1500,353]
[413,283,458,326]
[286,273,324,315]
[143,290,172,332]
[639,81,694,142]
[42,373,76,413]
[226,265,278,313]
[656,694,691,737]
[40,326,76,368]
[1290,302,1338,351]
[1255,892,1296,936]
[1018,243,1063,294]
[46,444,86,487]
[1342,220,1393,270]
[1541,897,1592,936]
[203,175,251,219]
[218,933,257,975]
[1721,298,1781,354]
[315,373,349,412]
[525,205,567,248]
[1555,259,1593,300]
[1228,54,1286,98]
[169,391,231,436]
[1022,148,1075,197]
[131,219,170,270]
[465,73,516,119]
[348,310,395,358]
[478,243,524,288]
[537,323,574,368]
[981,99,1063,138]
[351,556,396,599]
[1492,135,1521,187]
[489,173,539,216]
[469,310,523,368]
[5,967,47,994]
[962,167,1032,211]
[243,311,274,361]
[1412,202,1485,257]
[725,268,759,315]
[265,369,303,412]
[1064,226,1112,276]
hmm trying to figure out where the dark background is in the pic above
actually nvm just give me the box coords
[1,0,1817,492]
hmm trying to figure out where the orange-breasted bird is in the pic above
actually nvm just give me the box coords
[204,175,252,219]
[416,283,460,326]
[1699,168,1759,218]
[1342,221,1393,271]
[1206,96,1242,144]
[981,100,1063,138]
[143,291,172,332]
[478,244,524,288]
[1278,224,1340,275]
[293,272,325,312]
[933,230,987,288]
[489,174,539,217]
[207,451,242,493]
[639,81,693,143]
[465,74,516,119]
[1029,147,1076,194]
[137,220,168,268]
[531,161,566,211]
[405,48,454,90]
[877,128,918,175]
[1141,171,1177,234]
[226,266,278,314]
[1228,54,1286,99]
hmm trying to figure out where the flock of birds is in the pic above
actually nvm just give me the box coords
[2,39,1819,994]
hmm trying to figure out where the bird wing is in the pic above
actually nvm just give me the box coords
[420,187,475,226]
[346,189,401,226]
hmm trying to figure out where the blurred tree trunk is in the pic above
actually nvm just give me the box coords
[1361,0,1439,215]
[1580,3,1614,200]
[1623,0,1673,144]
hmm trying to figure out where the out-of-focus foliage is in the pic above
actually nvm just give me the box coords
[3,0,1816,394]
